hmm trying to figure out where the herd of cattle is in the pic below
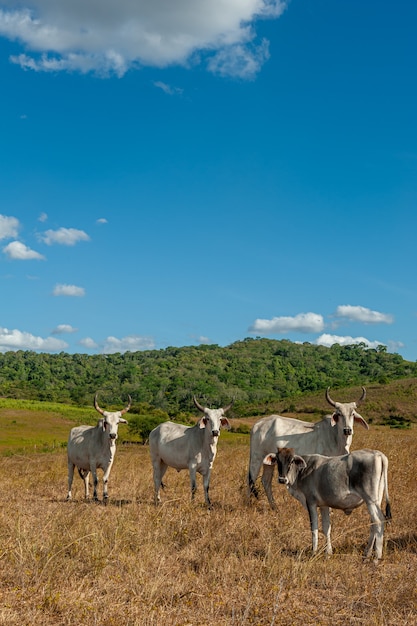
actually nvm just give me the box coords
[66,387,392,562]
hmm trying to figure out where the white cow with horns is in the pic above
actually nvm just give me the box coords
[263,447,392,561]
[248,387,369,509]
[149,396,232,507]
[66,393,131,502]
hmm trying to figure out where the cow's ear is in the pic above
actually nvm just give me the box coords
[331,412,339,427]
[199,417,208,429]
[293,455,307,469]
[353,411,369,430]
[263,453,277,466]
[119,417,128,425]
[220,417,231,430]
[100,418,106,432]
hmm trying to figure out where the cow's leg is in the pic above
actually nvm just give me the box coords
[78,469,90,498]
[153,460,168,505]
[364,502,385,561]
[320,507,333,555]
[248,455,263,500]
[202,469,212,508]
[189,464,198,501]
[67,462,75,500]
[307,503,320,553]
[102,461,114,502]
[261,463,277,511]
[91,464,99,502]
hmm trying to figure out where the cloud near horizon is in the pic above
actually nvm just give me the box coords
[51,324,78,335]
[249,312,325,334]
[334,305,394,325]
[78,334,158,354]
[0,326,68,352]
[0,1,287,78]
[316,334,385,350]
[78,337,99,350]
[101,334,155,354]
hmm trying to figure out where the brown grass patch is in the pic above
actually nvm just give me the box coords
[1,427,416,625]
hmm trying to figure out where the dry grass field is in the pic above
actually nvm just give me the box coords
[1,424,416,625]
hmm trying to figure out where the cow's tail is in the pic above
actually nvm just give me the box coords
[381,452,392,522]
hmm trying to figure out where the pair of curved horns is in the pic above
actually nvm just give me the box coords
[325,386,366,407]
[193,396,234,413]
[94,393,132,415]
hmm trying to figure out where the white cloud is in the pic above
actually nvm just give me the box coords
[96,218,108,224]
[79,337,98,350]
[207,38,270,79]
[334,305,394,325]
[0,214,20,240]
[39,227,90,246]
[154,81,183,96]
[51,324,78,334]
[0,326,68,352]
[315,333,386,350]
[38,212,48,222]
[53,284,85,297]
[249,312,325,334]
[102,334,155,354]
[0,1,287,78]
[387,340,405,353]
[3,241,45,260]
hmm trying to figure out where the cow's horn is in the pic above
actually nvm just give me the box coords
[325,387,337,407]
[193,396,206,412]
[94,392,105,415]
[222,399,235,413]
[357,387,366,404]
[121,395,132,415]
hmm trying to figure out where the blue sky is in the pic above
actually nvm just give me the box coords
[0,0,416,360]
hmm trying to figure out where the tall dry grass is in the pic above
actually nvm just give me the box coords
[0,427,416,625]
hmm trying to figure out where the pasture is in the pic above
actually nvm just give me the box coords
[0,417,416,625]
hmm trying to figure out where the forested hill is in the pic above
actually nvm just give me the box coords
[0,338,416,416]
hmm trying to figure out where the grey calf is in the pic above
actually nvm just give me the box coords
[264,447,391,561]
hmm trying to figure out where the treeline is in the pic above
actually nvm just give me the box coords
[0,338,416,416]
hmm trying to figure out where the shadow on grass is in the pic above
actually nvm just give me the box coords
[56,497,134,507]
[388,533,417,553]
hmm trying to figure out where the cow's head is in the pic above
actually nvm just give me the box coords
[326,387,368,450]
[263,447,306,485]
[94,393,131,442]
[193,396,232,438]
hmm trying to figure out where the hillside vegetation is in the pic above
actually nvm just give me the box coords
[0,338,416,418]
[1,378,417,457]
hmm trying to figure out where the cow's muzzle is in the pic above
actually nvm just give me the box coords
[212,430,219,437]
[109,433,117,440]
[343,428,353,436]
[278,477,288,485]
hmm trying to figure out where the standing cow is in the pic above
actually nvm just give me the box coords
[67,393,131,502]
[248,387,369,509]
[149,396,232,508]
[263,447,392,561]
